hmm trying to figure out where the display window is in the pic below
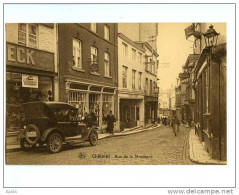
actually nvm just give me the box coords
[6,72,53,130]
[89,94,100,126]
[68,91,87,120]
[102,94,113,118]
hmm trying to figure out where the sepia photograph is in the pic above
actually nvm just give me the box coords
[5,22,227,165]
[2,2,236,190]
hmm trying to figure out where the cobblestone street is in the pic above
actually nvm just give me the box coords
[6,125,196,165]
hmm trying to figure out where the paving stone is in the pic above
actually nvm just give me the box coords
[6,125,196,165]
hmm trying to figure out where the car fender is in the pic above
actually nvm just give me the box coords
[82,127,98,140]
[41,128,65,142]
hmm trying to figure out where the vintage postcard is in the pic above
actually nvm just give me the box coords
[5,22,227,165]
[2,2,236,191]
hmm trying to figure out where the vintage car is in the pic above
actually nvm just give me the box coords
[17,101,98,153]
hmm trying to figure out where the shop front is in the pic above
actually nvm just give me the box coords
[6,42,56,132]
[66,80,116,130]
[119,98,144,128]
[145,96,158,126]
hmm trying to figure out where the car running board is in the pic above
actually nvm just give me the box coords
[65,135,82,141]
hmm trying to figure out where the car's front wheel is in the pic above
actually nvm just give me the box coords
[20,138,36,151]
[89,131,98,146]
[47,133,63,153]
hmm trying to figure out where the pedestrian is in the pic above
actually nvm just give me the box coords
[83,112,92,127]
[165,117,168,126]
[90,110,97,126]
[48,90,53,101]
[157,116,161,124]
[106,110,116,135]
[172,115,180,136]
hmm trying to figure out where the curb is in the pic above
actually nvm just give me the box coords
[189,129,227,165]
[6,125,161,153]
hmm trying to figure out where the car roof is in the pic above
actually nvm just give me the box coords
[23,101,76,108]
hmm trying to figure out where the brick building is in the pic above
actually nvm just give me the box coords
[57,23,118,131]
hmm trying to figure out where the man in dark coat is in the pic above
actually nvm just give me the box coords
[172,115,180,136]
[106,111,116,135]
[83,112,92,127]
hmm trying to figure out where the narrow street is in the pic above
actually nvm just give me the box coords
[6,125,196,165]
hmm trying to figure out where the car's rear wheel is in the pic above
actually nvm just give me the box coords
[89,131,98,146]
[20,138,36,151]
[47,133,63,153]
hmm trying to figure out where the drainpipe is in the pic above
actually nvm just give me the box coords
[218,56,221,160]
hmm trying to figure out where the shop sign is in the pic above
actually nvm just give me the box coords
[22,74,38,88]
[6,42,54,72]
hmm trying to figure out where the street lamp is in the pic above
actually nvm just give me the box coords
[203,25,220,49]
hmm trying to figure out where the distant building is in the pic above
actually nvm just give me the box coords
[118,23,158,50]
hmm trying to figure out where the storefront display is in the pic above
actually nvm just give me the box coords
[102,94,113,118]
[68,91,87,120]
[6,72,53,130]
[89,94,100,126]
[67,82,116,128]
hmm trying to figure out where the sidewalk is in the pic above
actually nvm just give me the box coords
[189,128,227,165]
[6,124,161,153]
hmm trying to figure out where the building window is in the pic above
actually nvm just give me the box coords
[18,23,38,48]
[132,70,136,89]
[138,52,142,63]
[104,52,110,76]
[132,49,136,60]
[90,46,98,72]
[138,72,142,90]
[149,58,153,72]
[150,80,153,95]
[104,25,110,41]
[205,67,210,113]
[90,23,97,33]
[73,39,82,69]
[145,78,148,95]
[122,42,128,56]
[152,60,155,74]
[145,56,148,70]
[122,66,128,88]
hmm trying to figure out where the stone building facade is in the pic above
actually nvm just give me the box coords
[193,23,227,161]
[118,33,145,129]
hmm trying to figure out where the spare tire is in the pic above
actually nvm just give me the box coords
[24,124,40,145]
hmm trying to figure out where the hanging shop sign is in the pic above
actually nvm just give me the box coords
[6,42,54,72]
[22,74,38,88]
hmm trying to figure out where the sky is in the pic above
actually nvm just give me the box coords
[157,23,193,91]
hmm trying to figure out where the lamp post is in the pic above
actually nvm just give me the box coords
[203,24,222,160]
[203,25,220,51]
